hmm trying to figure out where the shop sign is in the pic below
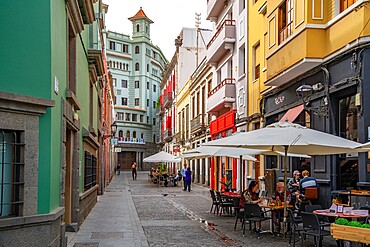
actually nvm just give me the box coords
[275,96,285,105]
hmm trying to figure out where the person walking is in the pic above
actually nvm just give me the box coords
[131,162,137,180]
[184,167,192,192]
[181,164,187,191]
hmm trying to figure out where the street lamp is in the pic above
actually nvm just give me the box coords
[296,83,328,116]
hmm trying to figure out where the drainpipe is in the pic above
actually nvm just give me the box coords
[322,67,337,190]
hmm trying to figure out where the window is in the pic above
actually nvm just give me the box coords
[147,64,149,72]
[122,44,128,53]
[68,20,77,93]
[133,131,137,138]
[279,0,293,44]
[135,63,140,71]
[135,98,139,106]
[126,130,130,138]
[136,24,140,32]
[265,155,278,169]
[135,81,139,88]
[341,0,357,12]
[141,133,144,139]
[147,116,149,123]
[125,113,131,121]
[109,41,116,50]
[147,81,149,89]
[239,0,245,12]
[122,97,127,106]
[140,115,144,122]
[253,43,260,80]
[0,130,23,217]
[84,151,97,191]
[132,114,137,121]
[153,84,156,92]
[117,112,124,120]
[112,78,117,87]
[116,89,121,95]
[118,130,123,137]
[153,101,156,109]
[121,80,127,88]
[135,46,140,54]
[153,118,156,126]
[147,99,149,107]
[89,82,93,127]
[146,25,148,33]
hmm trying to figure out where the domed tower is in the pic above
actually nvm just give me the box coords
[128,7,153,40]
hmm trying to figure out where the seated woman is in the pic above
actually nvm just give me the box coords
[239,181,264,232]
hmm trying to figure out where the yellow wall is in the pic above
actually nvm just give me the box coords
[266,1,370,81]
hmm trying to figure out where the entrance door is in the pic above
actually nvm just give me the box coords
[65,129,74,225]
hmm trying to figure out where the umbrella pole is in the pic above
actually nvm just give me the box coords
[239,155,243,195]
[283,145,288,238]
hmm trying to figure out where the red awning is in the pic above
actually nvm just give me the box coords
[279,104,304,123]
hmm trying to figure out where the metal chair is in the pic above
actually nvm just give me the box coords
[233,197,244,230]
[288,209,303,247]
[209,190,219,214]
[305,205,331,226]
[215,191,234,216]
[243,203,271,238]
[300,212,330,247]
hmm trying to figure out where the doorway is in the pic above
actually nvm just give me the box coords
[65,128,74,225]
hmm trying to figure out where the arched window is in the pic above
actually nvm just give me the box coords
[146,64,149,72]
[153,134,156,143]
[136,24,140,32]
[126,130,130,138]
[141,133,144,139]
[135,46,140,54]
[135,63,140,71]
[119,130,123,137]
[146,25,148,33]
[133,131,137,138]
[120,63,122,70]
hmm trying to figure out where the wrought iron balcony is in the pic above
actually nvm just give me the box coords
[207,78,236,113]
[190,114,206,134]
[207,20,236,64]
[164,128,173,141]
[164,92,173,108]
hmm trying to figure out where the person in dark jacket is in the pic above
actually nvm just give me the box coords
[184,167,192,192]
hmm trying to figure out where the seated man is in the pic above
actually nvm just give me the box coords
[298,170,318,198]
[173,171,182,187]
[271,182,291,226]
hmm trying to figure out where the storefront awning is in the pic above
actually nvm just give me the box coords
[279,104,304,123]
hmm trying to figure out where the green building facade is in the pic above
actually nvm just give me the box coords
[0,0,110,246]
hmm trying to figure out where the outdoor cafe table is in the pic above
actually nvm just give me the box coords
[313,210,369,219]
[221,192,241,198]
[260,204,293,236]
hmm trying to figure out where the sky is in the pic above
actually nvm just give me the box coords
[103,0,213,60]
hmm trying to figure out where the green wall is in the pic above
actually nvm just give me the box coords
[0,0,65,214]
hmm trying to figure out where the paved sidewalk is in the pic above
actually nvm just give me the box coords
[67,171,338,247]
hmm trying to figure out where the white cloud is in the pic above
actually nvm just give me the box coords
[103,0,213,60]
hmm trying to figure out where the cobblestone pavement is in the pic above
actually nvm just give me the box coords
[68,171,339,247]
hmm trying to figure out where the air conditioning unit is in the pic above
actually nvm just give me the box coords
[339,152,359,158]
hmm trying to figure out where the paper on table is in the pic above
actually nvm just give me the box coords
[329,204,338,213]
[343,207,354,215]
[351,210,368,216]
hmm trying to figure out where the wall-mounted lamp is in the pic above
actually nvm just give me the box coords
[103,123,117,140]
[296,83,328,116]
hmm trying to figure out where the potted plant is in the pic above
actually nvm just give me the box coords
[331,218,370,245]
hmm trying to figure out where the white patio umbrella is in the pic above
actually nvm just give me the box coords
[181,145,310,193]
[203,121,367,227]
[143,151,181,163]
[354,141,370,149]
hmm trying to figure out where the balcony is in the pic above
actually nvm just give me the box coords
[207,0,228,21]
[265,0,370,87]
[164,128,173,141]
[190,114,206,134]
[164,92,173,108]
[207,78,236,114]
[157,105,165,116]
[207,20,235,65]
[117,137,145,144]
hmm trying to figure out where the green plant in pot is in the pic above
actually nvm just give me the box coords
[220,180,232,192]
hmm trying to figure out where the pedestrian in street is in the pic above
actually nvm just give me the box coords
[131,162,137,180]
[116,164,121,175]
[181,163,187,191]
[184,167,192,192]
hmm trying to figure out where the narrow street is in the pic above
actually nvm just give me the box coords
[67,171,338,247]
